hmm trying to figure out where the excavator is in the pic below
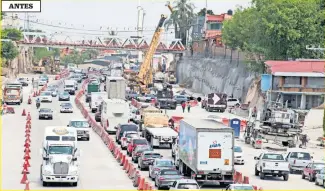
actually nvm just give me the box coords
[136,14,167,94]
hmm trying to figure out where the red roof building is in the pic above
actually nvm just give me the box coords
[264,59,324,109]
[204,13,232,46]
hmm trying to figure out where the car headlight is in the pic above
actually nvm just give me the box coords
[43,170,52,175]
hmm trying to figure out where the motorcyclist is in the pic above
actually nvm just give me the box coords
[36,98,41,108]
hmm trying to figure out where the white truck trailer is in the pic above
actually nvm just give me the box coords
[144,127,178,148]
[89,92,106,113]
[175,118,235,186]
[100,98,130,134]
[106,77,126,100]
[64,80,76,95]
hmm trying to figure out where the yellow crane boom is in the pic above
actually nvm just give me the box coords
[137,14,167,89]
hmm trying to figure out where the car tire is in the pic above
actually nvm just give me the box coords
[309,174,314,182]
[323,180,325,188]
[254,167,259,176]
[283,174,289,181]
[72,182,78,187]
[42,181,47,187]
[302,173,306,179]
[259,171,265,180]
[315,179,319,185]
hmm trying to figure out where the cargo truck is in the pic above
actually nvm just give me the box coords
[85,83,100,103]
[174,118,234,186]
[106,77,126,100]
[201,93,227,112]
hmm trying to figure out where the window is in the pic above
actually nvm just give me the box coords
[208,23,222,30]
[160,170,179,175]
[234,146,242,153]
[290,152,311,160]
[40,108,51,112]
[262,154,284,160]
[133,139,147,144]
[177,183,199,189]
[46,136,60,141]
[62,136,76,141]
[312,163,325,169]
[157,160,173,166]
[233,186,254,190]
[70,121,89,128]
[48,146,73,155]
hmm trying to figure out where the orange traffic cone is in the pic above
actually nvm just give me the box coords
[33,92,36,97]
[138,177,145,190]
[25,136,31,143]
[23,152,31,160]
[24,180,30,191]
[26,112,31,120]
[24,142,30,149]
[22,109,26,116]
[20,171,28,184]
[24,147,31,153]
[22,164,30,174]
[24,158,31,167]
[25,128,31,134]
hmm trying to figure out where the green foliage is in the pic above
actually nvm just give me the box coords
[1,12,5,20]
[2,28,23,41]
[222,0,325,72]
[197,8,214,16]
[61,50,90,65]
[1,41,19,61]
[33,47,54,63]
[164,0,196,45]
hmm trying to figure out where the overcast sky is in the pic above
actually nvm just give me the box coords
[16,0,251,41]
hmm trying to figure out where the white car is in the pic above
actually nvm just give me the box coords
[121,131,139,150]
[39,91,53,102]
[234,146,244,165]
[227,98,240,107]
[225,184,255,191]
[68,119,91,141]
[169,179,200,190]
[60,102,73,113]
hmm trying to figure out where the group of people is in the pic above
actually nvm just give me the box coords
[181,101,192,113]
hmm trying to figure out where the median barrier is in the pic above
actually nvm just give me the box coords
[120,154,126,166]
[137,177,145,190]
[123,159,129,170]
[133,172,141,187]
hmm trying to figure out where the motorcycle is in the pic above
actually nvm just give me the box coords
[36,102,40,109]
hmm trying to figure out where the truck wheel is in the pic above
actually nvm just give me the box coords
[259,172,265,180]
[283,174,289,181]
[72,182,78,187]
[42,181,48,187]
[254,167,259,176]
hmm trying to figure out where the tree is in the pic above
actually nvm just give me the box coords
[2,28,23,41]
[222,0,324,72]
[197,8,214,16]
[61,50,89,66]
[1,41,19,67]
[33,47,54,64]
[164,0,196,46]
[1,12,5,20]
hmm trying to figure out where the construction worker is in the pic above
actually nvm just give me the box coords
[181,102,186,113]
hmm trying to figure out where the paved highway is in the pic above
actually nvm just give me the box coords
[79,86,323,190]
[2,77,134,190]
[2,75,323,190]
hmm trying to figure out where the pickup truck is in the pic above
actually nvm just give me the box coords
[254,152,290,181]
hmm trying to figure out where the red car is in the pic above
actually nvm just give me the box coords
[127,138,149,156]
[302,160,325,182]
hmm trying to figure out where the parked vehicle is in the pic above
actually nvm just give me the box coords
[234,146,245,165]
[227,98,241,107]
[254,152,290,181]
[302,160,325,182]
[127,138,149,156]
[285,149,312,173]
[138,151,162,170]
[131,145,153,163]
[115,123,138,143]
[155,169,183,189]
[121,131,139,150]
[39,108,53,120]
[315,168,325,187]
[224,184,255,191]
[201,93,227,112]
[149,159,175,180]
[169,179,200,190]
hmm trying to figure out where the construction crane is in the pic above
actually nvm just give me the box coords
[137,14,167,94]
[165,1,173,12]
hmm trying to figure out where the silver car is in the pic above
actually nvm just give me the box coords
[149,159,175,180]
[138,151,162,170]
[47,88,58,97]
[38,108,53,120]
[155,169,183,189]
[59,91,70,101]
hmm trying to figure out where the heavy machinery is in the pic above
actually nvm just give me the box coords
[136,14,167,94]
[244,101,306,148]
[33,59,46,74]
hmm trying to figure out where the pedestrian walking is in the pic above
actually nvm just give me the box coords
[187,101,191,113]
[181,102,186,113]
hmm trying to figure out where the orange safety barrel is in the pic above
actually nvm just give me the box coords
[222,118,229,126]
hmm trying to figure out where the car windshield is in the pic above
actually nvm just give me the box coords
[177,184,199,189]
[144,153,161,158]
[262,154,284,160]
[312,163,325,169]
[61,103,72,107]
[47,88,55,92]
[233,186,254,190]
[234,146,242,153]
[48,146,73,155]
[290,152,311,160]
[41,92,51,96]
[120,125,138,134]
[156,160,173,166]
[127,133,138,138]
[70,121,89,128]
[133,139,147,144]
[62,92,69,95]
[136,146,151,152]
[40,108,51,112]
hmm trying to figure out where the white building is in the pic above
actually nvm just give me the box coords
[2,13,20,29]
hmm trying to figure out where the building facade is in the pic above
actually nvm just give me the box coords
[265,59,324,110]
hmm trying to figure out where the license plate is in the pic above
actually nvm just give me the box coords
[274,171,279,173]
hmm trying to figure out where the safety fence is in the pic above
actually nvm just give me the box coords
[74,78,264,191]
